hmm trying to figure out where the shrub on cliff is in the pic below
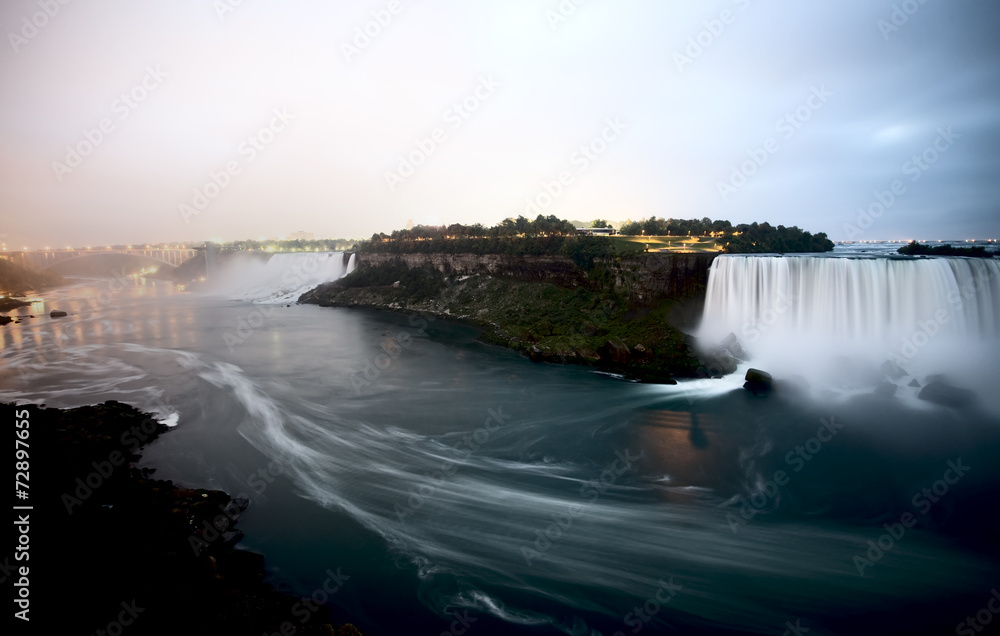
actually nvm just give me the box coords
[338,259,445,301]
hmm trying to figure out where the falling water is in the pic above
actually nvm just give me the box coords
[214,251,356,303]
[699,255,1000,403]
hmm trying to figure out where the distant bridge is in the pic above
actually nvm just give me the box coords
[1,247,204,272]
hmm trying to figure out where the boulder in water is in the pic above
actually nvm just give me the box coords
[720,332,746,360]
[696,345,738,376]
[918,380,976,408]
[743,368,773,395]
[873,382,897,397]
[50,310,67,318]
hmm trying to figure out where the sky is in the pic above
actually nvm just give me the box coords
[1,0,998,248]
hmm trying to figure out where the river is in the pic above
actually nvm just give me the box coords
[2,258,999,635]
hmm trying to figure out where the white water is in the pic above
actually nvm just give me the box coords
[699,255,1000,406]
[212,251,356,303]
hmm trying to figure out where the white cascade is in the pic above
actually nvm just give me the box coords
[225,252,355,304]
[699,255,1000,392]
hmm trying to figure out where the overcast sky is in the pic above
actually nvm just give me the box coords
[1,0,998,248]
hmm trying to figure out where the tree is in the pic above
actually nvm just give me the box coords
[590,219,611,229]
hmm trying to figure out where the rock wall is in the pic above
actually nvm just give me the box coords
[356,253,586,286]
[354,251,718,303]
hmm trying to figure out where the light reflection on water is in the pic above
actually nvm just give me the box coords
[2,277,999,635]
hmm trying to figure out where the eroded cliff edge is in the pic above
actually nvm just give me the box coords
[301,252,734,382]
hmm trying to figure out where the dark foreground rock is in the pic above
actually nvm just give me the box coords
[3,400,362,635]
[49,309,67,317]
[743,368,773,395]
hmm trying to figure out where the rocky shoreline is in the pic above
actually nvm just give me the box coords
[300,262,737,383]
[5,400,361,635]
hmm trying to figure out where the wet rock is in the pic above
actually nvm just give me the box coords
[50,310,68,317]
[528,345,545,362]
[918,380,976,408]
[598,337,631,364]
[697,346,738,376]
[874,382,897,397]
[721,332,746,359]
[743,368,773,395]
[908,378,921,388]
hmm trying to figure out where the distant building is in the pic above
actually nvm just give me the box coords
[405,219,414,230]
[288,231,314,241]
[576,227,616,236]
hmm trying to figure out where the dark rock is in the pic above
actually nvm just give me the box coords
[908,378,921,388]
[918,380,976,408]
[50,310,67,318]
[696,344,738,375]
[598,337,631,364]
[720,332,746,359]
[0,316,11,326]
[528,345,545,362]
[576,347,601,362]
[743,368,773,395]
[874,382,897,397]
[879,359,907,379]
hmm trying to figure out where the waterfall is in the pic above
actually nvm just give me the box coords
[219,252,355,304]
[699,255,1000,391]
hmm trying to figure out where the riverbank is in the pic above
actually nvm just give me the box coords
[4,400,361,635]
[0,259,65,297]
[300,259,736,383]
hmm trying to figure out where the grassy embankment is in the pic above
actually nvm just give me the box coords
[302,259,721,383]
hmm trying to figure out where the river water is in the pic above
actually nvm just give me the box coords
[2,259,999,635]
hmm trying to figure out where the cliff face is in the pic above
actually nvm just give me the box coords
[355,251,718,303]
[301,251,728,382]
[599,252,719,301]
[356,253,587,287]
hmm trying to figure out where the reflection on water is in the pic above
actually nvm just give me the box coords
[3,277,1000,635]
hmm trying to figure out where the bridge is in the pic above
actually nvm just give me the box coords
[1,247,205,272]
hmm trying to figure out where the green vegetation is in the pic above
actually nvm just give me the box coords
[337,260,446,301]
[897,241,994,258]
[360,214,832,257]
[619,217,833,253]
[304,262,714,382]
[361,215,642,268]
